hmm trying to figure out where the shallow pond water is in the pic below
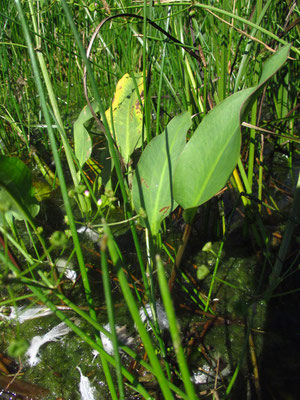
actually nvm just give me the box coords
[1,146,299,399]
[1,216,299,400]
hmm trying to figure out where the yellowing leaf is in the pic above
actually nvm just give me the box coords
[105,73,144,164]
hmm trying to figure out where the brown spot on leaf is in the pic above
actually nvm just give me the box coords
[159,206,170,215]
[135,99,141,111]
[141,177,149,188]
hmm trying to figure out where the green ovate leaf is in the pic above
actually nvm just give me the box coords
[173,89,251,209]
[197,265,210,280]
[105,73,144,165]
[0,156,39,223]
[74,101,98,168]
[132,112,191,235]
[173,45,290,210]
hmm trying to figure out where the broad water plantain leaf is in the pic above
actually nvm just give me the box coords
[173,45,290,209]
[173,89,252,209]
[132,112,191,235]
[74,100,98,168]
[105,73,144,165]
[0,156,39,223]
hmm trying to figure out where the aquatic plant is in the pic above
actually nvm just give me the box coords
[0,0,299,399]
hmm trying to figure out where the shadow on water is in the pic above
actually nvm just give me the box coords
[224,220,300,399]
[259,254,300,400]
[176,191,299,400]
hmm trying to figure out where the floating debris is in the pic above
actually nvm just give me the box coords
[56,257,77,283]
[77,225,99,243]
[91,349,99,362]
[191,363,231,385]
[26,322,71,366]
[77,367,96,400]
[99,323,115,356]
[0,305,53,323]
[139,302,169,331]
[97,323,135,356]
[191,365,213,385]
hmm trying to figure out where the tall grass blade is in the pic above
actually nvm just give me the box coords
[103,221,175,400]
[156,255,197,400]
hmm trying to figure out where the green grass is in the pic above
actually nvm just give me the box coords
[0,0,299,399]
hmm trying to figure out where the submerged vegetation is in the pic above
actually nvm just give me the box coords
[0,0,299,399]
